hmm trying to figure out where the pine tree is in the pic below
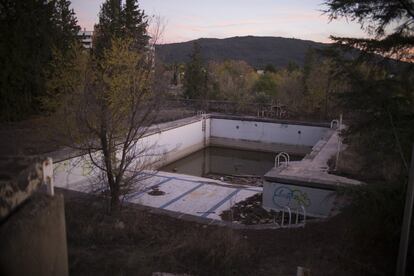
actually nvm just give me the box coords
[51,0,80,54]
[94,0,148,58]
[183,42,207,100]
[93,0,122,58]
[324,0,414,61]
[302,48,316,95]
[123,0,148,50]
[324,0,414,177]
[0,0,50,120]
[0,0,79,121]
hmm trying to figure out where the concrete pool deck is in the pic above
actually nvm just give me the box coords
[264,129,361,190]
[129,172,262,220]
[55,170,262,221]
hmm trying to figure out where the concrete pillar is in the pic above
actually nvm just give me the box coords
[0,194,69,276]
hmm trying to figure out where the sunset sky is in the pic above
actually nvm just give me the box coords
[71,0,367,44]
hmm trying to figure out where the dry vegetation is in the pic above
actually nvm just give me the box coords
[62,188,398,276]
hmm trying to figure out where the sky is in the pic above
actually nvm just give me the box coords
[71,0,367,44]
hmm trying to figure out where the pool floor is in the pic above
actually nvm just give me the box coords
[55,169,262,221]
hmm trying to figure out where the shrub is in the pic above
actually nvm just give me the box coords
[340,181,411,272]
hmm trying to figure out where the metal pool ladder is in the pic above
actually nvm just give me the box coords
[280,205,307,228]
[275,152,290,167]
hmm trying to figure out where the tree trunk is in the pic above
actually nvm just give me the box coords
[99,114,120,213]
[110,183,120,212]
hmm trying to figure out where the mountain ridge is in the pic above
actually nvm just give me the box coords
[155,36,329,68]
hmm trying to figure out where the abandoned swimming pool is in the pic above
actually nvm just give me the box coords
[52,114,361,226]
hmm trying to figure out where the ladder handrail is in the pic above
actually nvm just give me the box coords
[280,205,307,228]
[330,119,339,129]
[300,205,306,226]
[275,152,290,167]
[281,206,292,227]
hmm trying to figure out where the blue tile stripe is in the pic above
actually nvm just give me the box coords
[200,188,242,218]
[141,171,262,192]
[159,183,205,209]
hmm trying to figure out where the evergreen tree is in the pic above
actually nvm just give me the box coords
[183,42,207,100]
[302,48,316,95]
[94,0,122,58]
[122,0,148,50]
[0,0,79,121]
[325,0,414,172]
[51,0,80,54]
[94,0,148,58]
[324,0,414,61]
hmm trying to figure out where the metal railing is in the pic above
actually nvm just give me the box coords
[275,152,290,167]
[280,205,307,228]
[162,98,335,123]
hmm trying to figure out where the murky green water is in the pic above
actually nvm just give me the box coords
[160,146,304,177]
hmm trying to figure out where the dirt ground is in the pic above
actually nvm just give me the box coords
[60,189,395,276]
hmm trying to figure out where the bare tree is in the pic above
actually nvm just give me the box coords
[45,28,166,211]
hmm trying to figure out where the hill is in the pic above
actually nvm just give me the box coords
[155,36,329,68]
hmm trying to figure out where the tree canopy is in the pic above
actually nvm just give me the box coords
[0,0,80,121]
[324,0,414,179]
[93,0,148,58]
[324,0,414,61]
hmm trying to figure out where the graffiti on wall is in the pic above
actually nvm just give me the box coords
[272,186,311,208]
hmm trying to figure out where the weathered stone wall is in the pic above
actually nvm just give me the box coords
[0,158,44,220]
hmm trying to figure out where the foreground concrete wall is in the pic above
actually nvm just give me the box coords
[210,118,329,147]
[53,117,210,189]
[0,194,68,276]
